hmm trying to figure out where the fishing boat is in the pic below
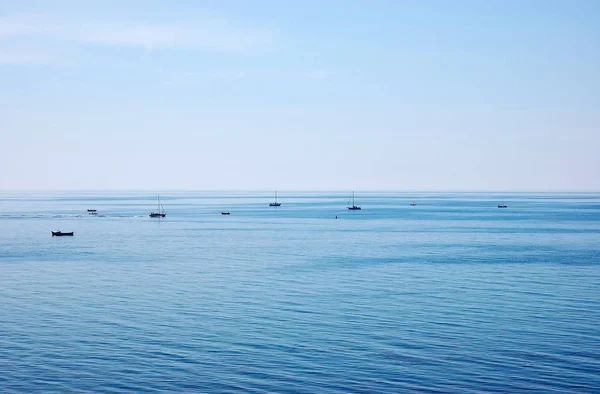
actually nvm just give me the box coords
[52,231,74,236]
[410,202,417,206]
[269,191,281,207]
[498,204,508,208]
[87,209,98,215]
[149,195,166,217]
[347,191,361,210]
[221,212,231,215]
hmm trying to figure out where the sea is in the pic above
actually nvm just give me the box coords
[1,191,599,393]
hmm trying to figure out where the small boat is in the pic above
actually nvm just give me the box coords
[87,209,98,215]
[269,191,281,207]
[410,202,417,206]
[498,204,508,208]
[52,231,74,236]
[221,212,231,215]
[347,191,361,210]
[150,195,166,218]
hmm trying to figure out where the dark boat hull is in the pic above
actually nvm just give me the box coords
[347,206,361,210]
[221,212,231,215]
[498,205,508,208]
[52,231,74,236]
[149,213,166,217]
[269,203,281,207]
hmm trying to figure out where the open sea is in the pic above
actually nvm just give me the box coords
[1,191,600,393]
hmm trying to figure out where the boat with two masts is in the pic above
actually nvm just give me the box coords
[269,191,282,207]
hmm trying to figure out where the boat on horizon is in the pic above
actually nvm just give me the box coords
[347,191,361,210]
[498,203,508,208]
[269,191,282,207]
[52,231,73,236]
[87,209,98,215]
[221,212,231,215]
[150,195,166,217]
[410,201,417,206]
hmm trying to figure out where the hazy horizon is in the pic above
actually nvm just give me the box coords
[2,188,599,193]
[1,1,599,191]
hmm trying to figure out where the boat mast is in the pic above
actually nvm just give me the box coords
[157,195,164,214]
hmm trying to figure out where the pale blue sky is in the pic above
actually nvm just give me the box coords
[1,0,599,191]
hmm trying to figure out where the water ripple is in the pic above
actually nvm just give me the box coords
[1,192,600,392]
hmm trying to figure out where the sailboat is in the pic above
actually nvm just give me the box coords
[269,191,281,207]
[347,191,361,210]
[149,195,166,217]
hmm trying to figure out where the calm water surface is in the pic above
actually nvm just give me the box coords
[1,192,600,393]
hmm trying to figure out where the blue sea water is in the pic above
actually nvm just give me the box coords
[1,191,600,393]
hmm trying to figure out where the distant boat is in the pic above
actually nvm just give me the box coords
[498,204,508,209]
[269,191,281,207]
[347,191,361,210]
[221,212,231,215]
[52,231,73,236]
[149,195,166,217]
[410,202,417,206]
[87,209,98,215]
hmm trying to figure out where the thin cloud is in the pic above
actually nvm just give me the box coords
[0,45,63,66]
[0,51,51,65]
[0,13,61,36]
[73,21,273,52]
[0,12,274,53]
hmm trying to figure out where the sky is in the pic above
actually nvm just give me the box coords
[1,0,599,191]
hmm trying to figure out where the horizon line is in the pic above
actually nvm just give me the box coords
[1,189,599,193]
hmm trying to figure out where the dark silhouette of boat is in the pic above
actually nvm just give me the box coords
[410,202,417,206]
[269,191,281,207]
[347,191,361,210]
[52,231,73,236]
[498,204,508,208]
[150,195,166,217]
[87,209,98,215]
[221,212,231,215]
